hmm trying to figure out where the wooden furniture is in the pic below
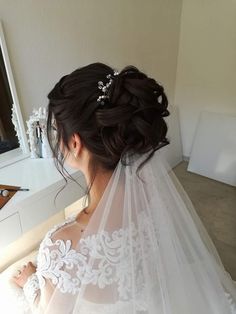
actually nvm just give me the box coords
[0,184,20,209]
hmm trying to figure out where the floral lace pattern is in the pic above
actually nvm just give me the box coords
[22,212,157,311]
[35,214,151,301]
[225,291,236,313]
[23,273,40,306]
[23,213,236,313]
[23,216,76,306]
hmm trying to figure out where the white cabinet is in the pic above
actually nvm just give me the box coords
[0,213,22,248]
[19,174,86,233]
[0,157,87,250]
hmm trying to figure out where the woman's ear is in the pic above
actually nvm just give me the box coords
[69,133,82,157]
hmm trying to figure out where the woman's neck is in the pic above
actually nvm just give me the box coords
[83,168,113,215]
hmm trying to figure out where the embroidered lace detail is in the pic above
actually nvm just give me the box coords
[35,211,158,306]
[22,216,76,306]
[39,215,76,247]
[225,291,236,312]
[23,273,40,306]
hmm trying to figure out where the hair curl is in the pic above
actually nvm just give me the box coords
[46,62,170,206]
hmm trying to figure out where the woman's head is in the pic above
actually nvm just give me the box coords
[46,62,170,196]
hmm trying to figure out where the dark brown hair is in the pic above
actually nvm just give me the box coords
[46,62,170,205]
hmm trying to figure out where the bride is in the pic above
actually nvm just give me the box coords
[13,63,236,313]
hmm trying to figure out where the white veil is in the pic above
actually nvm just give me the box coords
[43,148,236,314]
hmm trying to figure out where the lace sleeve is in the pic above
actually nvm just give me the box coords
[22,217,76,313]
[23,273,40,307]
[22,238,70,314]
[21,239,60,313]
[22,257,60,313]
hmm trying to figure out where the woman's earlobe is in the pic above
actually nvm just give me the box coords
[68,133,80,155]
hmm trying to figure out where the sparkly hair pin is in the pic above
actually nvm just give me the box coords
[97,70,119,105]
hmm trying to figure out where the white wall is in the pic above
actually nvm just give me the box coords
[174,0,236,157]
[0,0,182,128]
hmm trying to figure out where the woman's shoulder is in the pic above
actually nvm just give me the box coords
[39,214,77,249]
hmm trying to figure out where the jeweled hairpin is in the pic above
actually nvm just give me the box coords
[97,70,119,105]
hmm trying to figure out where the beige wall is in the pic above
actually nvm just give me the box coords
[175,0,236,157]
[2,1,234,160]
[0,0,183,130]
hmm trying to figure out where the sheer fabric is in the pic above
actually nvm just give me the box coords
[23,149,236,313]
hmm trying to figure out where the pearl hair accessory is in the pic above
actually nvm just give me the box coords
[97,70,119,105]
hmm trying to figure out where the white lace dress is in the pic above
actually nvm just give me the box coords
[21,214,236,314]
[23,214,149,313]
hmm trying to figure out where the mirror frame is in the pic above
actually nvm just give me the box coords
[0,20,30,168]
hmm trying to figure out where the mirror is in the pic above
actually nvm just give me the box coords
[0,21,29,167]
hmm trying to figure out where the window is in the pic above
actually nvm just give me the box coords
[0,47,19,154]
[0,21,29,168]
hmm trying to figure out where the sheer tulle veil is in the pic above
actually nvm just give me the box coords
[44,148,236,314]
